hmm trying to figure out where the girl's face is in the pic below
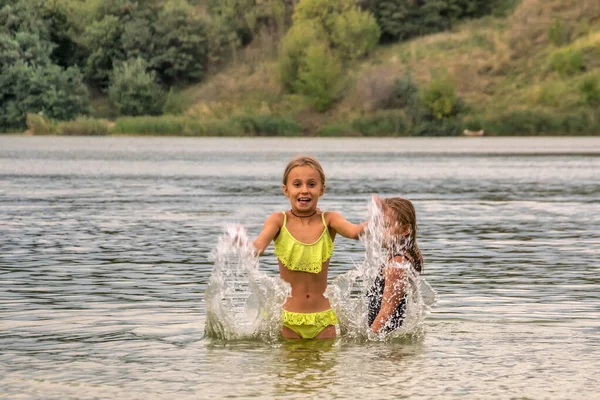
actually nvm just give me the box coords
[383,209,410,248]
[282,165,325,214]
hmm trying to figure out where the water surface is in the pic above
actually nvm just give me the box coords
[1,136,599,399]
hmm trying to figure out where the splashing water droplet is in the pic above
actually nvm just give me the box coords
[204,225,290,341]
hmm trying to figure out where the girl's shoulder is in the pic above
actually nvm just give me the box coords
[264,211,285,227]
[386,254,414,272]
[322,210,341,224]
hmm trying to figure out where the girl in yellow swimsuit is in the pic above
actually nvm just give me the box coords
[252,156,366,339]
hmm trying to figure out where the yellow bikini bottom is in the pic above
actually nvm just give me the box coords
[282,309,338,339]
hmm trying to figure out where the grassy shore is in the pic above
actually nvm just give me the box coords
[19,0,600,137]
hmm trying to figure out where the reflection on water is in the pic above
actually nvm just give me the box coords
[273,340,339,396]
[1,136,599,399]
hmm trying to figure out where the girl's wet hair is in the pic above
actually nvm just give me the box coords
[384,197,423,273]
[282,156,326,186]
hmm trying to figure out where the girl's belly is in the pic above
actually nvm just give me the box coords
[283,292,331,313]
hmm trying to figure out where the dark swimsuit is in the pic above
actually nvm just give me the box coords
[367,251,421,333]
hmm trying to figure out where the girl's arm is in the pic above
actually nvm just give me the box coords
[370,257,408,334]
[252,213,283,256]
[327,211,366,240]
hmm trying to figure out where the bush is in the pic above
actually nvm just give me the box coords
[292,0,354,33]
[57,117,109,136]
[82,15,125,87]
[351,111,408,136]
[413,118,462,136]
[481,110,600,135]
[384,76,421,115]
[295,41,344,112]
[0,62,89,130]
[151,2,209,84]
[278,21,326,92]
[421,75,464,120]
[112,116,185,135]
[550,48,585,77]
[26,113,55,134]
[579,75,600,106]
[372,0,449,42]
[202,119,243,136]
[162,87,189,115]
[548,19,570,47]
[108,58,165,116]
[330,7,380,60]
[318,122,353,136]
[229,114,302,136]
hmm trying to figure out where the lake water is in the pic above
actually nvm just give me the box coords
[1,136,599,399]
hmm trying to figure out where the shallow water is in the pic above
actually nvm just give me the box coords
[1,136,599,399]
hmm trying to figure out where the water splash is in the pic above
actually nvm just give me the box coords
[327,197,438,341]
[204,225,290,341]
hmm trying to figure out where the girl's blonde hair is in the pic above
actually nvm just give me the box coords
[384,197,423,273]
[282,156,326,186]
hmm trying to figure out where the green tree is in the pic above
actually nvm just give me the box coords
[370,0,509,43]
[108,58,165,116]
[278,21,326,92]
[295,42,343,112]
[151,1,209,84]
[82,15,126,87]
[0,1,89,130]
[0,62,89,129]
[208,0,291,45]
[292,0,355,35]
[420,75,463,120]
[330,7,380,60]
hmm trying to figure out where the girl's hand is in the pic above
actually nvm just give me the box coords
[225,225,248,247]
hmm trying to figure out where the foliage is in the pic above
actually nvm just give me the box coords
[351,110,408,136]
[82,15,126,87]
[548,19,570,47]
[1,62,89,129]
[420,75,463,120]
[151,1,209,84]
[387,76,421,111]
[371,0,450,42]
[80,0,210,87]
[110,115,301,136]
[330,8,380,60]
[108,58,165,116]
[370,0,516,43]
[112,116,186,135]
[26,113,56,135]
[229,114,303,136]
[208,0,290,45]
[279,0,378,110]
[278,21,326,92]
[292,0,355,34]
[482,110,600,135]
[57,117,110,136]
[162,87,189,115]
[413,118,462,136]
[0,32,54,69]
[294,42,344,112]
[205,16,241,71]
[579,75,600,106]
[550,48,585,77]
[318,122,353,136]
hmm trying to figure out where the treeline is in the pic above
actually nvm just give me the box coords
[1,0,517,132]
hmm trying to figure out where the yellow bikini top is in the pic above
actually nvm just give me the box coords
[273,211,334,274]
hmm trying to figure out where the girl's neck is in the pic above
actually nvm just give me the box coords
[290,209,317,219]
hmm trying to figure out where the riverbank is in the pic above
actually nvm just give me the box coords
[17,111,600,137]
